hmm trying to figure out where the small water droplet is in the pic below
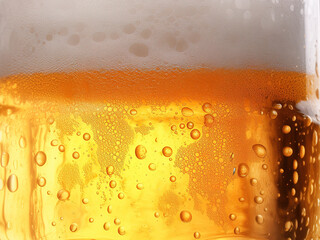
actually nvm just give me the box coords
[51,221,56,226]
[35,151,47,166]
[282,125,291,134]
[180,210,192,222]
[89,218,94,223]
[72,152,80,159]
[118,226,126,235]
[19,136,26,148]
[103,222,110,230]
[106,165,114,176]
[179,123,185,129]
[57,189,70,201]
[83,133,91,141]
[187,122,194,129]
[284,221,293,232]
[190,129,201,140]
[313,130,318,146]
[162,146,173,157]
[37,177,46,187]
[234,227,240,234]
[70,223,78,232]
[256,215,264,224]
[58,145,65,152]
[136,183,144,190]
[135,145,147,159]
[109,180,117,188]
[50,139,58,146]
[1,152,9,168]
[154,212,160,218]
[229,214,237,221]
[82,198,89,204]
[269,110,278,119]
[238,163,249,177]
[300,145,305,158]
[170,176,176,182]
[107,205,112,213]
[130,109,137,115]
[118,192,125,199]
[148,163,156,171]
[252,144,267,158]
[283,147,293,157]
[293,171,299,184]
[262,164,268,170]
[194,232,201,239]
[181,107,194,117]
[7,174,18,192]
[254,196,264,204]
[114,218,121,225]
[250,178,258,186]
[202,102,213,113]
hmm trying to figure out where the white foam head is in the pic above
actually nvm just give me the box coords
[0,0,318,76]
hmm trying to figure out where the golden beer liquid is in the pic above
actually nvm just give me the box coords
[0,69,319,240]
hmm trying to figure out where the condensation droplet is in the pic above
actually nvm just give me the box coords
[293,160,298,170]
[252,144,267,158]
[148,163,156,171]
[239,197,245,202]
[35,151,47,166]
[293,171,298,184]
[170,176,176,182]
[70,223,78,232]
[181,107,194,117]
[135,145,147,159]
[129,43,149,57]
[58,145,65,152]
[179,123,185,129]
[72,152,80,159]
[187,122,194,129]
[238,163,249,177]
[190,129,201,140]
[234,227,240,234]
[204,114,214,127]
[282,125,291,134]
[154,212,160,218]
[202,102,213,113]
[250,178,258,186]
[305,116,313,127]
[82,198,89,204]
[254,196,264,204]
[256,215,264,224]
[270,110,278,119]
[313,130,318,146]
[118,226,126,235]
[300,145,305,159]
[229,214,237,221]
[136,183,144,190]
[47,116,55,125]
[106,165,114,176]
[83,133,91,141]
[262,164,268,170]
[51,139,58,146]
[19,136,26,148]
[118,192,125,199]
[103,222,110,231]
[57,189,70,201]
[180,210,192,222]
[51,221,56,226]
[284,221,293,232]
[283,147,293,157]
[107,205,112,214]
[89,218,94,223]
[130,109,137,115]
[162,146,173,157]
[114,218,121,225]
[37,177,46,187]
[194,232,201,239]
[1,152,9,168]
[109,180,117,188]
[7,174,18,192]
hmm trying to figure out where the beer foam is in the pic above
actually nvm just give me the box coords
[0,0,318,76]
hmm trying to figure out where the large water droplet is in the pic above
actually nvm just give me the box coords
[252,144,267,158]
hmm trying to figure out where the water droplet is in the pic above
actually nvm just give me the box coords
[180,210,192,223]
[50,139,58,146]
[135,145,147,159]
[190,129,201,140]
[284,221,293,232]
[254,196,264,204]
[130,109,137,115]
[194,232,201,239]
[282,125,291,134]
[273,103,282,109]
[118,226,126,235]
[300,145,305,158]
[72,152,80,159]
[154,212,160,218]
[269,110,278,119]
[106,165,114,176]
[252,144,267,158]
[305,116,313,127]
[256,215,264,224]
[293,160,298,170]
[19,136,26,148]
[7,174,18,192]
[170,176,176,182]
[47,116,55,125]
[107,205,112,213]
[187,122,194,129]
[234,227,240,234]
[70,223,78,232]
[239,197,245,202]
[1,152,9,168]
[103,222,110,230]
[136,183,144,190]
[202,103,213,113]
[51,221,56,226]
[229,214,237,221]
[37,177,46,187]
[179,123,185,129]
[283,147,293,157]
[57,189,70,201]
[204,114,214,127]
[181,107,194,117]
[250,178,258,186]
[58,145,65,152]
[35,151,47,166]
[313,130,318,146]
[262,164,268,170]
[114,218,121,225]
[118,192,125,199]
[148,163,156,171]
[238,163,249,177]
[89,218,94,223]
[162,146,173,157]
[293,171,298,184]
[82,198,89,204]
[109,180,117,188]
[83,133,91,141]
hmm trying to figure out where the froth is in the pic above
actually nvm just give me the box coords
[0,0,318,76]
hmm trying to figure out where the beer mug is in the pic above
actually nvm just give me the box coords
[0,0,319,239]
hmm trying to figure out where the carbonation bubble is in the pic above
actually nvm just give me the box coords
[238,163,249,177]
[82,198,89,204]
[154,212,160,218]
[136,183,144,190]
[83,133,91,141]
[187,122,194,129]
[194,232,201,239]
[107,205,112,213]
[256,215,264,224]
[72,152,80,159]
[35,151,47,166]
[107,165,114,176]
[19,136,26,148]
[234,227,240,234]
[204,114,214,127]
[252,144,267,158]
[118,192,125,199]
[162,146,173,157]
[202,102,213,113]
[180,210,192,222]
[7,174,18,192]
[181,107,194,117]
[300,145,305,158]
[103,222,110,230]
[1,152,9,168]
[70,223,78,232]
[229,214,237,221]
[148,163,156,171]
[293,171,298,184]
[129,43,149,57]
[37,177,46,187]
[254,196,264,204]
[282,125,291,134]
[135,145,147,159]
[118,226,126,235]
[89,218,94,223]
[283,147,293,157]
[51,139,58,146]
[109,180,117,188]
[170,176,176,182]
[114,218,121,225]
[190,129,201,140]
[250,178,258,186]
[58,145,65,152]
[57,189,70,201]
[130,109,137,115]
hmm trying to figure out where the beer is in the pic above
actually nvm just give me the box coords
[0,69,319,239]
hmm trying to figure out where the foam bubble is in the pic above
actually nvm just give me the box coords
[0,0,318,76]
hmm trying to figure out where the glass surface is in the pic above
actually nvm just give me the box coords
[0,0,319,239]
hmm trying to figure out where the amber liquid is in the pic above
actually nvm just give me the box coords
[0,69,319,240]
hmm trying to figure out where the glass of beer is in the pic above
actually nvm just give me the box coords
[0,0,319,239]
